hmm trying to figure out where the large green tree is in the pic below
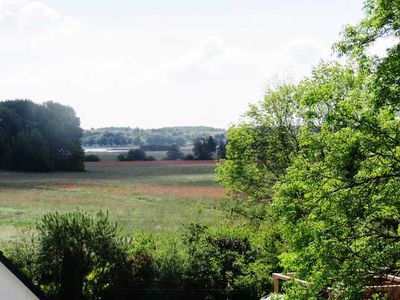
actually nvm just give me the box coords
[216,83,300,221]
[0,100,84,171]
[217,0,400,297]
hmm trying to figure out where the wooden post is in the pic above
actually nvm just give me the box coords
[273,277,280,293]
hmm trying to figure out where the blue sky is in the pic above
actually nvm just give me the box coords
[0,0,365,128]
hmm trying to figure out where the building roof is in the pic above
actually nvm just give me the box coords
[0,251,46,300]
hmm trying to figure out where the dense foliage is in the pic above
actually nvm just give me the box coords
[82,126,226,147]
[0,100,84,171]
[218,0,400,297]
[3,1,399,299]
[193,136,217,160]
[6,211,130,299]
[117,149,149,161]
[5,211,280,300]
[165,144,184,160]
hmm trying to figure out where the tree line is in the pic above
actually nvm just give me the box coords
[82,126,226,147]
[116,136,227,161]
[0,100,84,171]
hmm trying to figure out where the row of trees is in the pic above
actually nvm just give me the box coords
[82,126,226,147]
[0,100,84,171]
[115,136,227,161]
[216,0,400,297]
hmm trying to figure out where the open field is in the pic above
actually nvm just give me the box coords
[0,160,226,241]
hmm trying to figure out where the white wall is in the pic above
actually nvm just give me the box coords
[0,262,39,300]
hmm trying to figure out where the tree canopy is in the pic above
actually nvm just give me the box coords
[82,126,226,147]
[217,0,400,297]
[0,100,84,171]
[193,136,217,160]
[166,144,184,160]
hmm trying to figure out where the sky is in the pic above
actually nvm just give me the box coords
[0,0,366,129]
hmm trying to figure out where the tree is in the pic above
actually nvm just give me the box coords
[274,2,400,295]
[216,140,227,160]
[216,83,300,221]
[12,130,51,171]
[0,100,84,171]
[193,136,217,160]
[166,144,183,160]
[217,1,400,296]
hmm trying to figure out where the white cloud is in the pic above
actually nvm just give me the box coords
[284,39,327,65]
[0,0,348,129]
[0,0,59,26]
[162,37,259,81]
[267,38,331,80]
[0,0,78,36]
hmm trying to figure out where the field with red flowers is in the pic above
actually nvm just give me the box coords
[0,160,226,241]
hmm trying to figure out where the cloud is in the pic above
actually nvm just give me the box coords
[284,39,326,65]
[266,38,330,79]
[0,0,59,24]
[162,37,259,81]
[0,1,332,129]
[0,0,77,35]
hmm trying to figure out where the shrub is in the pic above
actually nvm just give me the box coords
[35,210,127,299]
[126,149,147,161]
[5,215,278,299]
[117,153,126,161]
[84,154,100,162]
[165,144,183,161]
[145,156,157,161]
[183,154,194,160]
[117,149,147,161]
[182,224,272,299]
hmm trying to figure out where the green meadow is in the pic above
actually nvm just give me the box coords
[0,161,226,241]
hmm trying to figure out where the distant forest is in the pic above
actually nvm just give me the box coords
[82,126,226,147]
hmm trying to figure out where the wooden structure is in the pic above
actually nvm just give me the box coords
[272,272,400,299]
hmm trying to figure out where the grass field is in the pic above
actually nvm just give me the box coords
[0,160,226,241]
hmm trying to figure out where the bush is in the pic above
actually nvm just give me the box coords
[117,153,126,161]
[183,154,194,160]
[179,224,273,300]
[5,214,278,299]
[84,154,100,162]
[126,149,146,161]
[10,210,129,299]
[117,149,147,161]
[145,156,157,161]
[165,144,183,161]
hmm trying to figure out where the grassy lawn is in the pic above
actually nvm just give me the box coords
[0,161,226,241]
